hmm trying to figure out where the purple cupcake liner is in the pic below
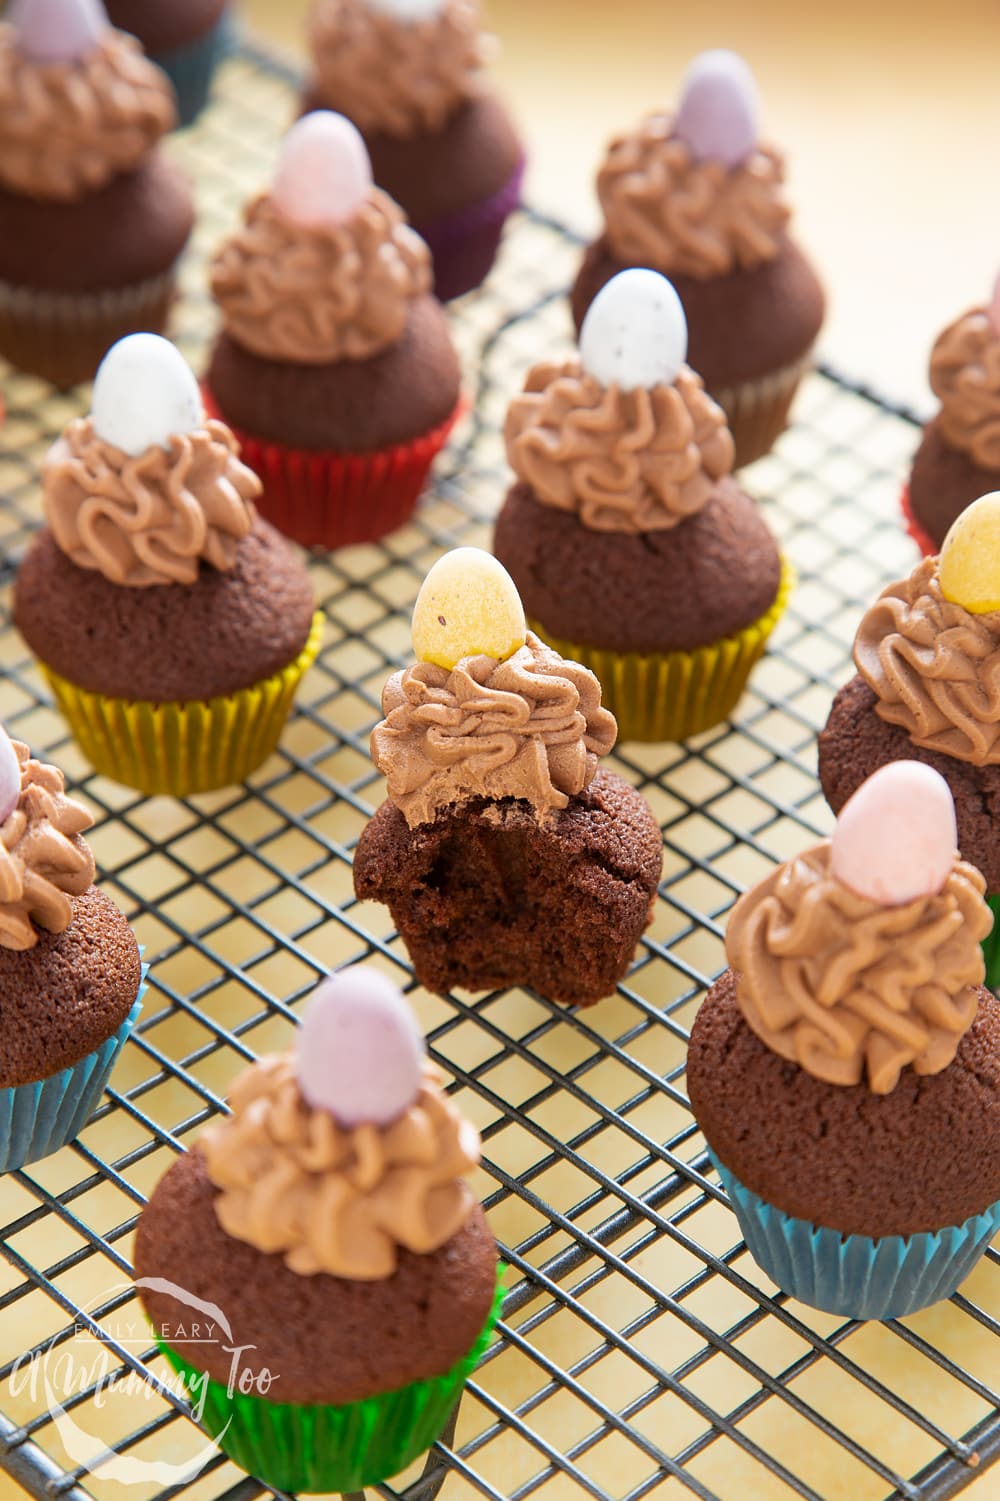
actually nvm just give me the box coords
[414,157,525,301]
[0,965,146,1174]
[712,1151,1000,1320]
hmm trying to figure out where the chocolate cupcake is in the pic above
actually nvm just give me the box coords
[688,761,1000,1319]
[14,334,321,797]
[204,111,463,549]
[494,269,791,741]
[136,967,501,1494]
[353,548,663,1005]
[0,727,145,1172]
[819,492,1000,983]
[570,50,824,467]
[302,0,524,300]
[0,0,193,387]
[903,280,1000,554]
[104,0,228,127]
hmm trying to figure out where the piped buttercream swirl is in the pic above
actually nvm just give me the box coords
[43,418,259,589]
[210,190,431,364]
[308,0,485,137]
[0,26,176,202]
[371,632,617,828]
[597,113,789,280]
[0,742,95,952]
[929,309,1000,470]
[504,359,734,532]
[728,840,989,1094]
[854,557,1000,766]
[200,1052,480,1279]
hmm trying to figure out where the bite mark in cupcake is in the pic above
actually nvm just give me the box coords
[354,548,662,1005]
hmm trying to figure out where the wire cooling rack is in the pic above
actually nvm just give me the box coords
[1,35,999,1501]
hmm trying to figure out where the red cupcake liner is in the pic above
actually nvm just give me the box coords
[203,389,465,549]
[900,482,938,558]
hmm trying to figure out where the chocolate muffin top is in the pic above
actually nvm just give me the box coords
[14,518,316,704]
[494,478,782,654]
[0,885,141,1087]
[135,1147,497,1406]
[688,970,1000,1239]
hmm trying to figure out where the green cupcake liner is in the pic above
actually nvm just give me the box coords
[982,894,1000,991]
[154,1269,504,1493]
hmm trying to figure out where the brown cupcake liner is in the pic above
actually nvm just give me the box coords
[713,352,814,469]
[0,267,179,389]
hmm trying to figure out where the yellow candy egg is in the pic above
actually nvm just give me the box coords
[411,548,526,670]
[939,491,1000,614]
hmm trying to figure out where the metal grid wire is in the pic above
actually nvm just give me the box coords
[1,37,999,1501]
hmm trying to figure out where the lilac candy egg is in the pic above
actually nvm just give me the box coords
[673,49,760,169]
[296,968,425,1127]
[0,727,20,825]
[10,0,107,64]
[272,112,373,231]
[830,761,958,907]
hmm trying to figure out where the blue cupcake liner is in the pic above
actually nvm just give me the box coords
[152,12,229,129]
[710,1151,1000,1320]
[0,964,147,1174]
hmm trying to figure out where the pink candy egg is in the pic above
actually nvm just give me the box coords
[0,727,20,825]
[673,49,760,168]
[272,112,373,231]
[10,0,107,64]
[830,761,958,906]
[296,968,425,1127]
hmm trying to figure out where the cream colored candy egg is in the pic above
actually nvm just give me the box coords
[411,548,526,670]
[939,491,1000,613]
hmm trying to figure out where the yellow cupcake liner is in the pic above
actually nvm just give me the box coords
[529,558,794,743]
[38,611,324,797]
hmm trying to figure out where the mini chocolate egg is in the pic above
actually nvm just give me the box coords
[580,268,687,392]
[10,0,106,63]
[673,49,760,168]
[272,112,373,231]
[412,547,526,669]
[830,761,958,906]
[939,491,1000,614]
[0,728,21,825]
[366,0,444,18]
[90,334,202,458]
[297,967,425,1127]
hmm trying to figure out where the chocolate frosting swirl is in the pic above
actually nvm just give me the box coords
[308,0,485,137]
[728,841,989,1094]
[0,742,95,952]
[200,1053,480,1280]
[0,27,176,202]
[43,418,259,589]
[929,308,1000,469]
[854,557,1000,766]
[597,113,789,280]
[504,359,734,532]
[371,632,617,828]
[210,190,431,364]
